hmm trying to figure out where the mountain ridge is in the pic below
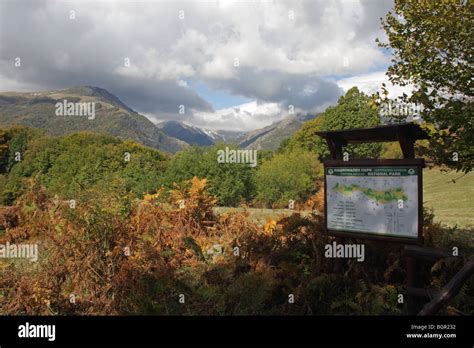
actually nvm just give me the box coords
[0,86,187,153]
[236,113,318,150]
[0,86,316,152]
[156,120,216,146]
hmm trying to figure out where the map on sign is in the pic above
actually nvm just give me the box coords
[326,166,419,239]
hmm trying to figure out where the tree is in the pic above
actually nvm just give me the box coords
[5,126,39,172]
[377,0,473,172]
[0,129,9,173]
[287,87,382,160]
[380,142,404,159]
[286,115,327,155]
[254,148,322,208]
[0,129,169,203]
[164,144,255,206]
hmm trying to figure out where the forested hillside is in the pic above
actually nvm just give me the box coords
[0,87,187,153]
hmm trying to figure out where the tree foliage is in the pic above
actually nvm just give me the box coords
[163,144,256,206]
[0,129,9,173]
[1,127,326,208]
[377,0,473,172]
[286,87,382,160]
[254,148,322,207]
[0,128,169,204]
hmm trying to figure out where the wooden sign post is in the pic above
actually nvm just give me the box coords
[316,122,429,313]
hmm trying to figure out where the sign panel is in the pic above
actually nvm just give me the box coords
[324,160,423,243]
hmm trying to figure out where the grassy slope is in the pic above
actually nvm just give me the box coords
[0,88,187,153]
[423,168,474,228]
[240,117,303,151]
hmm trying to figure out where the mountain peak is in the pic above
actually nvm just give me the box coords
[55,86,135,113]
[0,87,185,153]
[157,120,215,146]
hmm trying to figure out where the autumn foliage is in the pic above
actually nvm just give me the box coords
[0,177,472,315]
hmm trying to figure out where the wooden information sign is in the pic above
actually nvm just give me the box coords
[317,123,429,245]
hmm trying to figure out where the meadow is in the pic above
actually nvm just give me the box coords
[423,168,474,228]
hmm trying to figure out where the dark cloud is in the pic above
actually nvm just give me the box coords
[205,67,343,113]
[0,0,212,116]
[0,0,393,130]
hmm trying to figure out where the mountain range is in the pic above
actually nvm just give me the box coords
[0,86,313,152]
[0,86,187,153]
[156,120,245,146]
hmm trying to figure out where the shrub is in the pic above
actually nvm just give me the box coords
[254,148,322,208]
[0,177,472,315]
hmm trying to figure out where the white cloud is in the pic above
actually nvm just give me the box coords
[192,100,285,131]
[337,71,414,97]
[0,0,395,130]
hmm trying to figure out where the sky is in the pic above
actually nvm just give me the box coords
[0,0,406,131]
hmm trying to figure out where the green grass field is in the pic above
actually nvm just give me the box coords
[214,168,474,229]
[423,168,474,228]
